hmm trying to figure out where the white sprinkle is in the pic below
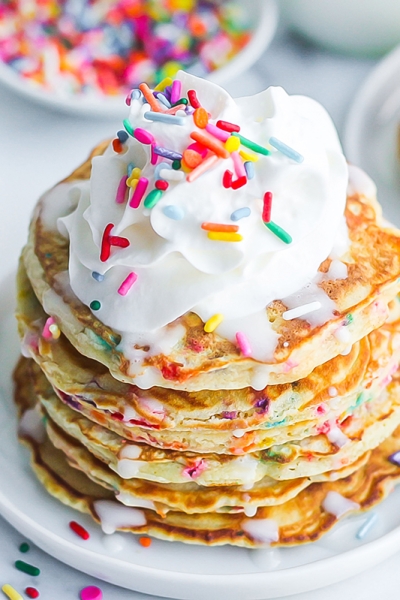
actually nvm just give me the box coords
[159,168,185,181]
[282,301,322,321]
[328,386,338,397]
[283,341,289,347]
[322,491,359,518]
[356,513,378,540]
[119,444,142,460]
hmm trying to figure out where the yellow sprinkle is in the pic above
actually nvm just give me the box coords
[204,313,224,333]
[127,176,139,189]
[2,585,23,600]
[225,136,241,153]
[207,232,243,242]
[48,323,61,339]
[239,149,259,162]
[170,0,195,10]
[154,77,173,92]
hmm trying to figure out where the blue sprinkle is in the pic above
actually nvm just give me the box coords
[163,205,185,220]
[269,136,304,163]
[388,450,400,466]
[144,112,185,126]
[155,161,172,180]
[156,93,171,108]
[231,207,251,221]
[92,271,104,282]
[244,161,255,179]
[127,162,135,177]
[130,89,142,101]
[356,513,378,540]
[117,130,129,143]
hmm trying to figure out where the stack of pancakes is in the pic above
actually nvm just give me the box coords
[14,143,400,547]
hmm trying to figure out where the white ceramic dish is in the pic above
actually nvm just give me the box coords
[2,278,400,598]
[0,0,278,118]
[344,43,400,226]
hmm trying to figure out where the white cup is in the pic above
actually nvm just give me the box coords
[280,0,400,57]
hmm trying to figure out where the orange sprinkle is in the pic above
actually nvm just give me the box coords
[190,131,229,159]
[201,222,239,233]
[183,149,203,169]
[139,537,152,547]
[112,138,123,153]
[139,83,162,112]
[193,107,209,129]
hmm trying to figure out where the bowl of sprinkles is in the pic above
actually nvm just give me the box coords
[0,0,278,116]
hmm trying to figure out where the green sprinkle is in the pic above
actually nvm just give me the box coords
[232,132,270,156]
[19,543,30,553]
[345,313,354,325]
[172,98,188,107]
[15,560,40,577]
[264,221,292,244]
[144,189,163,209]
[90,300,101,311]
[123,119,134,136]
[172,160,181,170]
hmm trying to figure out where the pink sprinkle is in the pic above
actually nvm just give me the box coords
[182,459,207,479]
[236,332,252,357]
[205,123,230,142]
[283,359,299,373]
[231,151,247,178]
[80,586,103,600]
[42,317,55,340]
[134,128,155,145]
[129,177,149,208]
[187,155,221,183]
[115,175,128,204]
[170,79,182,104]
[151,144,159,165]
[165,104,186,115]
[118,272,138,296]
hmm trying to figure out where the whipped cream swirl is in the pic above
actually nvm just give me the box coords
[60,72,348,357]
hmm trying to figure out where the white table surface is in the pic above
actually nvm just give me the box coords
[0,19,399,600]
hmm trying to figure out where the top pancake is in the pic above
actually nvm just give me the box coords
[22,142,400,390]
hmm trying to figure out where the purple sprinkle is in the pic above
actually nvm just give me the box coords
[222,411,238,420]
[388,451,400,466]
[255,396,270,413]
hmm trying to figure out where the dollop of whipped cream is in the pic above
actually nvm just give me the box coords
[60,72,348,354]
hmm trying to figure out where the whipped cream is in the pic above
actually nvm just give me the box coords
[57,72,348,369]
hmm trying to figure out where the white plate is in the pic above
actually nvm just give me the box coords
[3,277,400,599]
[0,0,278,118]
[344,44,400,227]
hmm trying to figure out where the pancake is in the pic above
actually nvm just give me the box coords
[16,263,400,456]
[22,144,400,391]
[14,356,400,547]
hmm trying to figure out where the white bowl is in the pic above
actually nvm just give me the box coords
[0,0,278,118]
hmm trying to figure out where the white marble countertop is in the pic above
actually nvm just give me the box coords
[0,19,399,600]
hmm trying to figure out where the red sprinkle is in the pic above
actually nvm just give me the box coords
[216,120,241,133]
[26,587,40,599]
[109,235,130,248]
[231,176,247,190]
[155,180,169,191]
[100,223,113,262]
[188,89,201,108]
[262,191,273,223]
[223,170,233,188]
[69,520,90,540]
[112,138,124,154]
